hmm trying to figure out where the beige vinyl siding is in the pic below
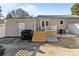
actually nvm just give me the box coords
[0,24,6,37]
[50,19,59,25]
[50,18,67,30]
[0,20,6,38]
[25,20,34,30]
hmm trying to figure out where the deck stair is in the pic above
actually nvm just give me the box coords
[32,31,47,42]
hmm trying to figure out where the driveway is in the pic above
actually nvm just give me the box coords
[0,38,46,56]
[1,37,79,56]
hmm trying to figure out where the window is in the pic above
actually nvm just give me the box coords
[46,21,49,26]
[60,21,63,24]
[42,21,44,27]
[42,21,49,27]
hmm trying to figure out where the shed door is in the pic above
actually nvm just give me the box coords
[19,23,25,36]
[6,22,18,36]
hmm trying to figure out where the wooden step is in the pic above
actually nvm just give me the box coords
[32,31,47,42]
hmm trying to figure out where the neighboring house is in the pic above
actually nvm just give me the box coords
[0,15,79,38]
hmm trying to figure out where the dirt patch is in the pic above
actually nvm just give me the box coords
[35,37,79,56]
[37,44,79,56]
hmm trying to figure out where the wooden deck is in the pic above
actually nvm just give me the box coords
[32,31,57,42]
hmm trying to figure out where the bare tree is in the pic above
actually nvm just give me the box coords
[6,8,30,19]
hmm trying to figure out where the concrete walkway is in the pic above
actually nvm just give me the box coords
[0,38,45,56]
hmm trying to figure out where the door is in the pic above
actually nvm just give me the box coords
[39,20,49,31]
[39,20,46,31]
[6,22,18,36]
[40,21,45,30]
[18,23,25,36]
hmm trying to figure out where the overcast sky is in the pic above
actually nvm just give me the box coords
[0,3,73,17]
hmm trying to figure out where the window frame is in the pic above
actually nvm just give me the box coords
[42,21,44,27]
[60,21,63,24]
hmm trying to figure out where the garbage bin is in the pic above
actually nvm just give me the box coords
[0,46,5,56]
[21,30,33,41]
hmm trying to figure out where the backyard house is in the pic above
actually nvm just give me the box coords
[4,18,36,37]
[36,15,79,35]
[0,15,79,39]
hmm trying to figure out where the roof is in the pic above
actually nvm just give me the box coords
[37,15,79,19]
[4,18,36,22]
